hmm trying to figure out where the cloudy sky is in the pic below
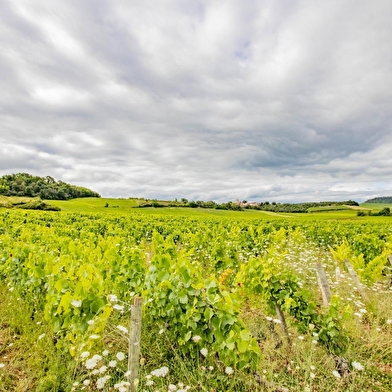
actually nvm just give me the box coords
[1,0,391,202]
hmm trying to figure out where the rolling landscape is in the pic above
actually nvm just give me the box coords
[1,174,392,391]
[1,1,392,391]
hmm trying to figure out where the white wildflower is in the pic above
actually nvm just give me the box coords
[102,350,109,356]
[352,361,364,371]
[85,359,98,369]
[83,379,90,386]
[80,351,90,359]
[107,294,118,303]
[0,364,5,369]
[85,354,102,369]
[200,348,208,357]
[96,375,110,389]
[192,335,202,343]
[150,366,169,377]
[117,325,128,334]
[168,384,177,391]
[116,352,126,361]
[71,299,82,308]
[113,304,124,311]
[108,360,117,368]
[146,380,154,386]
[386,319,392,325]
[225,366,234,375]
[99,365,107,374]
[332,370,341,378]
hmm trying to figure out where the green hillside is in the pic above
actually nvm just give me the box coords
[0,173,100,200]
[365,196,392,203]
[0,196,60,211]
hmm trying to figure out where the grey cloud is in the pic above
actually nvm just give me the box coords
[1,0,392,202]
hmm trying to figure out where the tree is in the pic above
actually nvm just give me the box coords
[378,207,390,216]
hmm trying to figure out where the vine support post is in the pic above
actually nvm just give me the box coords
[275,303,291,347]
[388,255,392,286]
[335,266,341,283]
[316,263,331,306]
[344,259,369,304]
[127,297,143,392]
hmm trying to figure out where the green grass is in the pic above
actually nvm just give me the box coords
[0,196,37,208]
[360,202,392,212]
[48,198,290,219]
[0,283,76,391]
[47,197,366,220]
[48,197,141,213]
[308,205,351,213]
[3,196,391,222]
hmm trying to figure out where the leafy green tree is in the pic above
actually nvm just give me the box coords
[378,207,390,216]
[0,173,100,200]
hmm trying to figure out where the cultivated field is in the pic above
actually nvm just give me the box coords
[0,200,392,391]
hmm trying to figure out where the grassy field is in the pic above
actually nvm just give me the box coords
[1,196,391,222]
[0,195,39,207]
[307,205,351,213]
[47,197,392,221]
[360,202,392,212]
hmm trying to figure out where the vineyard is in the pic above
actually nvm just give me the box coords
[0,208,392,391]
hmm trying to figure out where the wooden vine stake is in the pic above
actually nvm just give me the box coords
[275,303,291,346]
[127,297,143,392]
[316,263,331,306]
[387,255,392,286]
[335,266,341,283]
[344,259,369,304]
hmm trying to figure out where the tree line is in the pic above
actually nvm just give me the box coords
[365,196,392,204]
[139,198,359,213]
[0,173,100,200]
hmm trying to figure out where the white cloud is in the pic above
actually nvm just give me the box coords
[0,0,391,202]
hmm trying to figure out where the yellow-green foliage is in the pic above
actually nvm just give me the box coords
[330,240,387,284]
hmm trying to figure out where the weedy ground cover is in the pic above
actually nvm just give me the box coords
[0,208,392,391]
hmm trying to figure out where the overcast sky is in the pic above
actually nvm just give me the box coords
[1,0,391,202]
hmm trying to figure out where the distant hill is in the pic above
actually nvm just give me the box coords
[364,196,392,204]
[0,173,100,200]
